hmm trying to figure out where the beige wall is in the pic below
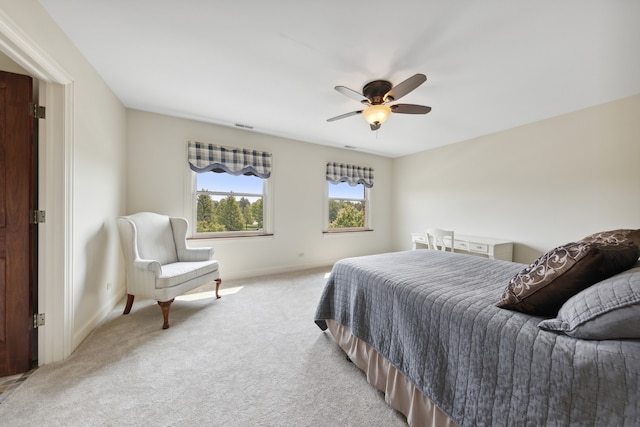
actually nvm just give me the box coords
[392,94,640,263]
[126,110,393,279]
[0,50,27,74]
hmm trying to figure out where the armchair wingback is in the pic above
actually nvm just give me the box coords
[117,212,221,329]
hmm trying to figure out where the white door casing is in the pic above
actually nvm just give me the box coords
[0,8,74,364]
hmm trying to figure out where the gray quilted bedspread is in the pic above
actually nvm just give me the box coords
[314,250,640,427]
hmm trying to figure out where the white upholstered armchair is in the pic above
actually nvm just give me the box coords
[117,212,221,329]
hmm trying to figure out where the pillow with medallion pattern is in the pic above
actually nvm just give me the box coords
[497,239,640,316]
[579,228,640,247]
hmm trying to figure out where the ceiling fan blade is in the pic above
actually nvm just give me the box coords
[384,74,427,102]
[327,110,363,122]
[390,104,432,114]
[334,86,369,104]
[370,123,381,131]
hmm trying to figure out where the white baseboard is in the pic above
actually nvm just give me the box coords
[220,259,338,281]
[72,287,126,351]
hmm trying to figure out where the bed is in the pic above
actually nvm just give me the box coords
[314,233,640,427]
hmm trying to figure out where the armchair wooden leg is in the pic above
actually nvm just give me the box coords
[215,278,222,299]
[158,299,175,330]
[123,294,135,315]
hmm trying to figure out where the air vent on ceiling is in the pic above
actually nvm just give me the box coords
[235,123,254,130]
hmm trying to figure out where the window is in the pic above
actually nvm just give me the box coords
[195,173,266,234]
[188,141,272,237]
[327,181,370,230]
[325,162,373,232]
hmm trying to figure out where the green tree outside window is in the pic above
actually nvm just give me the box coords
[216,195,245,231]
[330,203,364,228]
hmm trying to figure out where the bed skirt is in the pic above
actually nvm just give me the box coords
[326,319,458,427]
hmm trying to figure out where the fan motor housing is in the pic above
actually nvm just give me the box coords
[363,80,393,104]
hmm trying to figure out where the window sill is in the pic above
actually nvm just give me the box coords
[188,233,274,241]
[323,229,373,235]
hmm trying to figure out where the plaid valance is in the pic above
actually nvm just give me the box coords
[188,141,272,178]
[326,162,374,188]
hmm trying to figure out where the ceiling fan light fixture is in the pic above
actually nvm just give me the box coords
[328,74,429,129]
[362,104,391,126]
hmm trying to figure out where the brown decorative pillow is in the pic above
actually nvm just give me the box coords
[580,228,640,247]
[497,241,640,316]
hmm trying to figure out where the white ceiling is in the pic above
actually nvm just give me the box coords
[38,0,640,158]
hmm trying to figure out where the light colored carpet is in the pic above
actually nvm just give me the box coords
[0,267,407,426]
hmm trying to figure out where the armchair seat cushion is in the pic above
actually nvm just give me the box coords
[156,260,220,289]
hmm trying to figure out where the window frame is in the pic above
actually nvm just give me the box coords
[323,181,372,233]
[188,170,273,239]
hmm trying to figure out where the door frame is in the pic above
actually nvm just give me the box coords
[0,9,74,364]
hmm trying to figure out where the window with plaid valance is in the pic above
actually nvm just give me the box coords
[326,162,374,188]
[188,141,272,178]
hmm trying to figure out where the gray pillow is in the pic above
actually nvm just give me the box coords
[538,263,640,339]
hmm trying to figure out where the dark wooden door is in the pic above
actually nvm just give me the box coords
[0,70,35,376]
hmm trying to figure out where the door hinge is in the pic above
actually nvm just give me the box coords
[33,313,45,329]
[29,103,46,119]
[30,210,46,224]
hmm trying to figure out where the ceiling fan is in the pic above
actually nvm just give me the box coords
[327,73,431,131]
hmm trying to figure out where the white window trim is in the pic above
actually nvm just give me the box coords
[323,183,372,233]
[185,168,274,239]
